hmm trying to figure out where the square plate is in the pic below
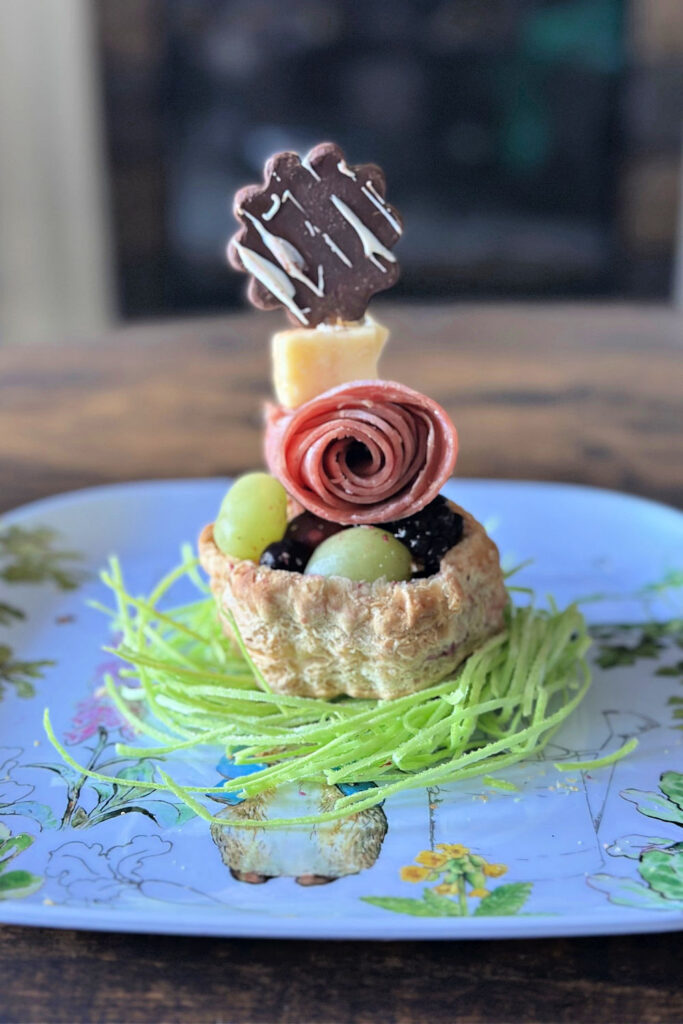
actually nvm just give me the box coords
[0,479,681,939]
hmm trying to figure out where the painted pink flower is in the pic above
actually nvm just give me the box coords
[64,696,133,745]
[64,652,138,745]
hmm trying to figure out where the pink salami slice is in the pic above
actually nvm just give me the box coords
[265,380,458,524]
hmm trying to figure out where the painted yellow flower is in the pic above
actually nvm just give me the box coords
[434,883,459,896]
[414,850,448,868]
[435,843,469,858]
[484,862,508,878]
[400,865,430,883]
[469,887,490,899]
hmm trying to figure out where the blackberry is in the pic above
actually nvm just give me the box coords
[284,512,343,554]
[387,496,464,576]
[259,538,309,573]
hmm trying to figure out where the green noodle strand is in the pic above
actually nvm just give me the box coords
[554,737,638,772]
[43,554,598,827]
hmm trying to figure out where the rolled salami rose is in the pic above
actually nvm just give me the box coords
[265,380,458,524]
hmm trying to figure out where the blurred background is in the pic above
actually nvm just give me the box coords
[0,0,682,344]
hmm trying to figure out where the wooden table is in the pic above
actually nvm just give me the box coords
[0,302,681,1023]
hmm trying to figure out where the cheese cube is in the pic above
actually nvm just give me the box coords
[271,316,389,408]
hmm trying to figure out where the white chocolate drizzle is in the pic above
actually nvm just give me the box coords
[262,194,281,220]
[301,153,321,181]
[337,159,357,180]
[262,188,306,221]
[362,181,402,234]
[322,231,352,267]
[242,211,323,296]
[232,241,309,325]
[284,189,305,214]
[329,194,396,271]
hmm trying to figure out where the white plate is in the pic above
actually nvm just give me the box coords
[0,479,681,939]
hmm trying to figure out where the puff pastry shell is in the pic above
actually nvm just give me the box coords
[198,503,507,700]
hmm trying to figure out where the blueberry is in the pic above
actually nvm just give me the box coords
[284,512,344,554]
[259,539,310,573]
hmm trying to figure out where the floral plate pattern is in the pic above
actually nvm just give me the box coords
[0,479,681,939]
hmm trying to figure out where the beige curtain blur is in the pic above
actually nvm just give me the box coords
[676,134,683,309]
[0,0,114,345]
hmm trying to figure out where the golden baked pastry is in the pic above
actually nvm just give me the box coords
[198,502,506,700]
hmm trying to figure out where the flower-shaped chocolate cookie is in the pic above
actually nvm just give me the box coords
[228,142,402,327]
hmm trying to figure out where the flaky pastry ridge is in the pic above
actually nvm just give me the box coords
[198,503,507,700]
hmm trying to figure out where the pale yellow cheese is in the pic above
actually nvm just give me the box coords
[271,316,389,408]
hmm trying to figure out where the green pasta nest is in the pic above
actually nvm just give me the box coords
[44,552,593,828]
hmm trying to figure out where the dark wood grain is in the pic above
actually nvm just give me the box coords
[0,928,682,1024]
[0,302,682,1024]
[1,302,681,514]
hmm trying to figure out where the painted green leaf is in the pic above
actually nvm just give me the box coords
[0,602,24,626]
[361,896,455,917]
[464,868,487,890]
[71,807,89,828]
[588,872,681,911]
[606,835,674,860]
[660,772,683,814]
[640,570,683,596]
[0,832,32,867]
[657,661,683,678]
[0,869,43,900]
[116,760,156,781]
[621,788,683,826]
[0,524,86,590]
[595,631,664,669]
[107,763,157,803]
[83,800,196,830]
[87,780,116,805]
[142,801,196,828]
[639,847,683,901]
[421,888,462,916]
[595,647,637,669]
[0,645,55,701]
[473,882,532,917]
[0,827,43,900]
[29,762,80,786]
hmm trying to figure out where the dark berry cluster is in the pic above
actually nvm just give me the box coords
[259,512,343,572]
[259,539,309,572]
[385,496,464,577]
[259,499,463,578]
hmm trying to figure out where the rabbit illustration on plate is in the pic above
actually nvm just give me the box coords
[209,757,387,885]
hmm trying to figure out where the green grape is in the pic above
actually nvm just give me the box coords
[214,472,288,561]
[304,526,411,582]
